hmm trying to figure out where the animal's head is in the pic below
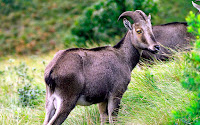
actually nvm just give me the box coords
[118,10,160,54]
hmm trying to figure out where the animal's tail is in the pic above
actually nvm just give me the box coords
[45,70,56,92]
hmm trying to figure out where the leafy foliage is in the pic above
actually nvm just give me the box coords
[15,62,45,107]
[172,11,200,125]
[18,83,44,107]
[132,0,158,15]
[184,11,200,93]
[0,60,45,107]
[0,0,197,56]
[65,0,158,47]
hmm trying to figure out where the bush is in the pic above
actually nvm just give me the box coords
[18,83,44,107]
[171,11,200,125]
[0,61,45,107]
[13,62,45,107]
[184,11,200,94]
[65,0,158,47]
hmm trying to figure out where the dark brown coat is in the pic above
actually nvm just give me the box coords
[43,10,160,125]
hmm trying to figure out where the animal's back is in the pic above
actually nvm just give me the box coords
[153,22,190,49]
[44,47,131,104]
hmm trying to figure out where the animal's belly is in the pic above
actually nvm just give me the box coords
[76,95,92,106]
[76,93,107,106]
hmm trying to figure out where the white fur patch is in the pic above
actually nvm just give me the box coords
[53,94,62,109]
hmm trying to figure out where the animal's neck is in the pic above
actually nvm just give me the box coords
[114,31,141,70]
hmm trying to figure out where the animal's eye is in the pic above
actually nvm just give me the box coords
[136,29,142,34]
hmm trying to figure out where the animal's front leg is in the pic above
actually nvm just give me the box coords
[108,95,121,124]
[98,101,108,125]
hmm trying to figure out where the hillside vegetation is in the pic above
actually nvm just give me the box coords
[0,0,197,55]
[0,0,96,55]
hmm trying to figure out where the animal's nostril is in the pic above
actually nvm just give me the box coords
[154,45,160,51]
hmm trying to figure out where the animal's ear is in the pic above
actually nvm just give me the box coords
[148,14,151,20]
[123,18,132,30]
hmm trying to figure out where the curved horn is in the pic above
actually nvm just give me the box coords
[118,11,135,21]
[118,10,148,23]
[192,1,200,11]
[135,10,148,20]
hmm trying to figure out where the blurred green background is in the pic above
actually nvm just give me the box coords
[0,0,197,56]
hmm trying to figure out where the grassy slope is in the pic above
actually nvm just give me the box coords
[0,52,194,125]
[1,0,195,55]
[0,0,96,55]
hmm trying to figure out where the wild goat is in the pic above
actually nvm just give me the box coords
[141,1,199,61]
[43,10,160,125]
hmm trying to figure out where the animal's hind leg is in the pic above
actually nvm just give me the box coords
[108,95,121,124]
[98,101,108,125]
[47,95,78,125]
[43,95,56,125]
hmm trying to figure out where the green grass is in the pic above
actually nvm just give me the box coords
[0,52,195,125]
[119,59,194,124]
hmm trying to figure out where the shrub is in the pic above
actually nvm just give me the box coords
[172,11,200,125]
[18,83,44,107]
[14,62,45,107]
[0,60,45,107]
[65,0,158,47]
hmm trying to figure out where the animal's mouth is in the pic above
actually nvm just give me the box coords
[148,49,159,54]
[147,45,160,54]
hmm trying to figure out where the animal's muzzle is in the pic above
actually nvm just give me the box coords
[148,45,160,54]
[154,45,160,51]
